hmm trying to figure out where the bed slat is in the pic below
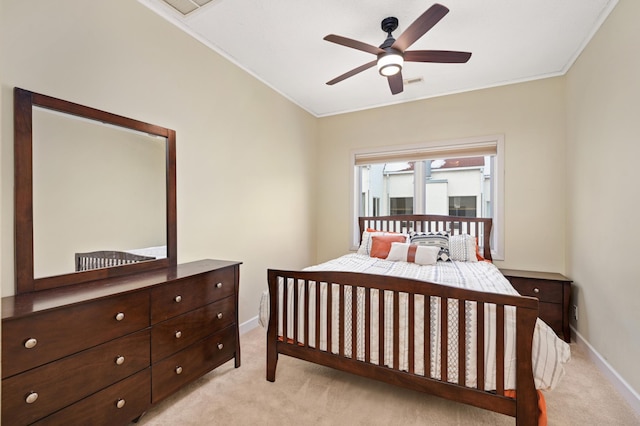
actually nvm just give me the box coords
[379,289,385,365]
[458,299,466,386]
[304,280,310,348]
[408,293,415,374]
[339,284,345,357]
[393,291,400,370]
[441,297,448,382]
[327,283,332,353]
[352,286,358,359]
[477,301,485,391]
[365,287,371,363]
[315,281,321,349]
[496,304,505,396]
[293,278,299,345]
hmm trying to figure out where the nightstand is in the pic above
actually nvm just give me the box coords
[500,269,572,343]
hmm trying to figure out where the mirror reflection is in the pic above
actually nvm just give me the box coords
[32,107,167,278]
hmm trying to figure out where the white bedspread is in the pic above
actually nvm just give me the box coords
[260,253,571,391]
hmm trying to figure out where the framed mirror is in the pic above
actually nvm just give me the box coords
[14,87,177,294]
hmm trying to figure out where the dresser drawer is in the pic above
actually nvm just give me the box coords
[32,369,150,426]
[506,277,563,304]
[2,329,150,426]
[151,325,236,403]
[150,266,236,323]
[2,291,149,378]
[151,296,235,362]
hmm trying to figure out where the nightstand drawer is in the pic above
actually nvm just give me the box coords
[501,268,571,342]
[506,277,563,303]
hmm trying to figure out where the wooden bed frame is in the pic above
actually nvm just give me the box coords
[266,215,540,425]
[74,250,155,272]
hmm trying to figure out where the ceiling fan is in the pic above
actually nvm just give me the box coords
[324,3,471,95]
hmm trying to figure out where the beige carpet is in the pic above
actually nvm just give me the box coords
[137,327,639,425]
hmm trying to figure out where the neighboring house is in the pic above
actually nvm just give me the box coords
[360,157,491,217]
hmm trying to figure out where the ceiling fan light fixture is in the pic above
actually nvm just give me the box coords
[377,51,403,76]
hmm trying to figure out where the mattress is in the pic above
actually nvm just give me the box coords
[260,253,571,391]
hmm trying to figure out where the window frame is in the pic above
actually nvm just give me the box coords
[350,135,505,260]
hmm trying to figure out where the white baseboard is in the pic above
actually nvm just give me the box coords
[571,326,640,416]
[240,315,260,335]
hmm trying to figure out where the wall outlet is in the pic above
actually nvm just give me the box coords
[571,304,578,321]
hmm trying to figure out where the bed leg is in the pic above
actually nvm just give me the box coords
[266,338,278,382]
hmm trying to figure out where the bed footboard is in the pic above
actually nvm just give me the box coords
[266,269,539,425]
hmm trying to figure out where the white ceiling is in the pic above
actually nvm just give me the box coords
[139,0,618,117]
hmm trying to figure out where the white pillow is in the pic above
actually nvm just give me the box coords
[357,230,408,255]
[386,243,440,265]
[449,234,478,262]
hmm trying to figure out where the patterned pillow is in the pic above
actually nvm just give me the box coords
[449,234,478,262]
[386,242,440,265]
[409,231,450,261]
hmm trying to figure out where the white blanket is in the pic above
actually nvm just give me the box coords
[260,254,570,391]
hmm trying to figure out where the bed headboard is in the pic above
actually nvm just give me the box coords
[359,214,493,261]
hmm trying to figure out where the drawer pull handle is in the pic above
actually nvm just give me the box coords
[533,287,540,294]
[115,356,125,365]
[115,312,125,321]
[174,295,182,303]
[116,399,126,409]
[24,338,38,349]
[175,366,183,375]
[217,343,224,350]
[25,392,39,404]
[217,312,224,320]
[175,331,182,339]
[216,282,223,288]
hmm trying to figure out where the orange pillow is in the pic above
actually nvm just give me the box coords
[475,237,485,261]
[370,234,408,259]
[367,227,401,234]
[475,237,492,262]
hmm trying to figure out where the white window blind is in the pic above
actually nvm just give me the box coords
[354,139,498,165]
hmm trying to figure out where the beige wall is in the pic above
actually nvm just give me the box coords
[0,0,318,325]
[316,78,567,272]
[566,0,640,394]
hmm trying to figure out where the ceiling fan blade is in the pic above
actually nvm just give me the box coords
[326,60,377,85]
[404,50,471,63]
[388,72,403,95]
[392,3,449,52]
[324,34,384,55]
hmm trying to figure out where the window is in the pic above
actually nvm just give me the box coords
[372,197,380,216]
[390,197,413,214]
[449,196,477,217]
[351,135,504,259]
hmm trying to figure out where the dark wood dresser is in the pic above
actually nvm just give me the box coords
[500,269,571,342]
[2,259,241,425]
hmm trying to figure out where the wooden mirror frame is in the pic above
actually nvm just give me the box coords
[14,87,177,294]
